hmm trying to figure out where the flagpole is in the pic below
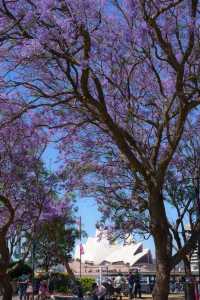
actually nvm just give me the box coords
[79,216,82,278]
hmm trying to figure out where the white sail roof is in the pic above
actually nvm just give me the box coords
[74,230,151,266]
[105,242,143,265]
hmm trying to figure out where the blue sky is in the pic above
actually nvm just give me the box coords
[43,143,156,256]
[77,197,155,256]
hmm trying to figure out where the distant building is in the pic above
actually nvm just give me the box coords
[185,224,199,272]
[190,247,199,272]
[11,232,28,261]
[74,229,152,266]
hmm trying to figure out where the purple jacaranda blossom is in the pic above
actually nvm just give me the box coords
[0,1,200,299]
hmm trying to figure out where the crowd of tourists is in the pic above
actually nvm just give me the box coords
[17,269,142,300]
[91,270,142,300]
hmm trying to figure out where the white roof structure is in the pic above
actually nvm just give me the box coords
[74,230,151,266]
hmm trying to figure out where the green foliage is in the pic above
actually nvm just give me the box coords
[54,273,72,288]
[56,285,69,293]
[49,272,72,293]
[8,261,33,279]
[35,273,95,294]
[79,277,96,293]
[35,272,73,294]
[33,217,79,271]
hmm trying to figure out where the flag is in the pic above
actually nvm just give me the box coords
[80,243,84,255]
[76,218,81,225]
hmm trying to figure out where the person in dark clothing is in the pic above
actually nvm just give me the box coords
[128,271,134,299]
[91,282,99,300]
[48,273,57,294]
[149,280,155,294]
[75,281,84,300]
[18,274,29,300]
[33,278,40,296]
[102,281,113,300]
[134,270,142,298]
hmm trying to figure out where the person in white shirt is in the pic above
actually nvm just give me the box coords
[97,283,107,300]
[91,282,107,300]
[114,273,125,300]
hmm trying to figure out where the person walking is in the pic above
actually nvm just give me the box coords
[91,282,107,300]
[114,273,124,300]
[105,278,114,300]
[128,270,135,299]
[48,273,56,295]
[98,282,107,300]
[133,270,142,299]
[18,274,29,300]
[38,280,50,300]
[91,282,99,300]
[75,281,84,300]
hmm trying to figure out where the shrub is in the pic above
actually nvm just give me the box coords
[47,272,73,293]
[56,285,69,294]
[47,273,95,294]
[79,277,96,293]
[8,261,33,279]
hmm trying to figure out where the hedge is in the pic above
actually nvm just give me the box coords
[79,277,96,293]
[8,261,33,279]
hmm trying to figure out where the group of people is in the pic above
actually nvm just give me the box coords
[112,270,142,299]
[17,274,53,300]
[17,270,142,300]
[91,269,142,300]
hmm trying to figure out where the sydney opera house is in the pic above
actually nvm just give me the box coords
[74,230,152,267]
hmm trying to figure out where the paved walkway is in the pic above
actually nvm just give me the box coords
[0,295,185,300]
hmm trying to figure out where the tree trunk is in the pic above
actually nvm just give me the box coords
[184,258,195,300]
[1,274,13,300]
[65,260,76,281]
[152,260,170,300]
[149,188,172,300]
[0,234,12,300]
[44,255,49,273]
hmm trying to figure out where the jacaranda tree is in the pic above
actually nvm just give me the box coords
[0,102,74,300]
[0,1,200,299]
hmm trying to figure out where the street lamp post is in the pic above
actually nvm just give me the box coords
[79,216,82,278]
[32,231,36,299]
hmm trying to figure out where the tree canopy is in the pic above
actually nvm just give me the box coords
[0,1,200,299]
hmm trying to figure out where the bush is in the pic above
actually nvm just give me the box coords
[8,261,33,279]
[28,271,95,295]
[48,272,73,293]
[47,273,95,295]
[79,277,96,293]
[56,285,69,294]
